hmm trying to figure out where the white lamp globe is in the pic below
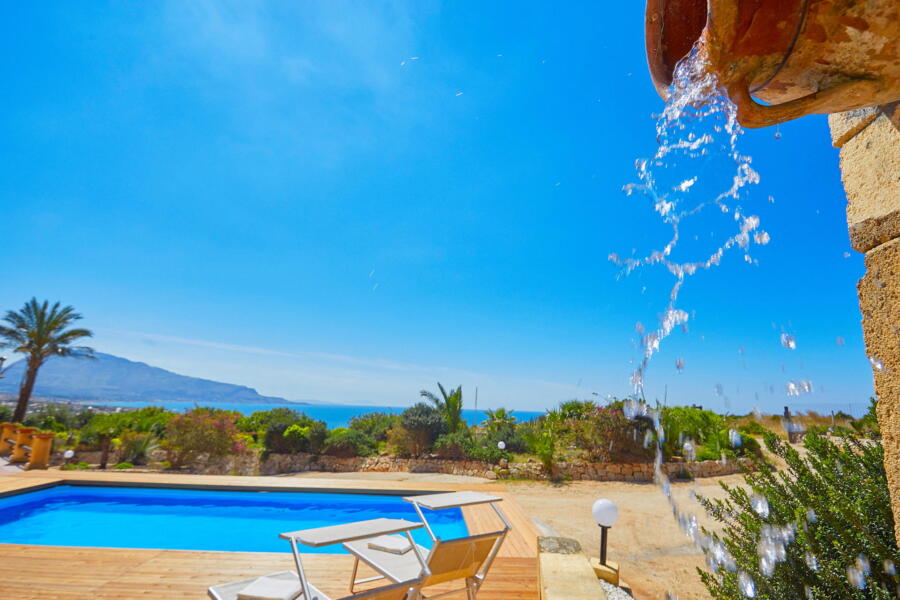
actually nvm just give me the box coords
[497,441,506,450]
[592,498,619,528]
[63,450,75,459]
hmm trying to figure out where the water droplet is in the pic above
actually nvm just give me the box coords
[869,356,885,371]
[856,555,871,576]
[738,571,756,597]
[780,333,796,350]
[750,493,769,519]
[774,124,782,139]
[846,565,866,590]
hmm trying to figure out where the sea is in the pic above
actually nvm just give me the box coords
[73,400,544,429]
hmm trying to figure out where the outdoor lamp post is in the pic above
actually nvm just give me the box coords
[497,441,506,450]
[592,498,619,566]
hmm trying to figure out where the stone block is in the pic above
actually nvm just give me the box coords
[589,558,620,586]
[538,536,607,600]
[833,106,900,253]
[858,237,900,545]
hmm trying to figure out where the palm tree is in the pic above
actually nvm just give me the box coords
[420,382,465,432]
[482,408,516,433]
[0,298,94,422]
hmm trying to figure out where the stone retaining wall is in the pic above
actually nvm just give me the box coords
[257,453,752,481]
[53,449,752,480]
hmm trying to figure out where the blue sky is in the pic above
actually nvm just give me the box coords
[0,1,873,414]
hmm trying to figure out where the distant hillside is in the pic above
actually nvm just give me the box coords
[0,352,301,405]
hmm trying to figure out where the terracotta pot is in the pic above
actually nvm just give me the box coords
[645,0,900,127]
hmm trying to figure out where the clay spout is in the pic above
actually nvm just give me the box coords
[645,0,900,127]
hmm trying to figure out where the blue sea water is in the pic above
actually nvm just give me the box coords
[0,485,467,553]
[79,401,544,428]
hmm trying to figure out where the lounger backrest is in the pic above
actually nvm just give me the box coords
[422,532,503,587]
[338,579,417,600]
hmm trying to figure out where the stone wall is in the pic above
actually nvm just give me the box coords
[829,103,900,545]
[256,453,751,482]
[52,448,752,481]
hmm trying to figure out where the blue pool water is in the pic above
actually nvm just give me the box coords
[0,485,467,553]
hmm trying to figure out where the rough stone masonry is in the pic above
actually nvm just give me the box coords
[829,102,900,544]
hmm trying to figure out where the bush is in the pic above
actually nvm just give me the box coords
[275,420,328,455]
[262,413,328,456]
[0,405,11,422]
[739,420,769,436]
[323,428,375,457]
[79,407,173,448]
[571,403,653,463]
[387,403,447,456]
[61,461,90,471]
[433,431,473,460]
[238,408,305,436]
[114,462,134,470]
[349,412,398,442]
[697,432,898,599]
[524,418,559,477]
[23,404,94,431]
[161,407,247,468]
[850,398,881,439]
[117,431,158,465]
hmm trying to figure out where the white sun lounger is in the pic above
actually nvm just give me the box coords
[345,492,510,600]
[208,518,427,600]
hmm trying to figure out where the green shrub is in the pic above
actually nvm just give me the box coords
[524,420,558,477]
[739,420,769,436]
[349,412,398,442]
[276,420,328,455]
[114,461,134,470]
[433,431,474,460]
[323,428,375,457]
[61,461,90,471]
[117,431,158,465]
[23,404,94,432]
[850,398,881,439]
[387,403,447,456]
[557,399,597,421]
[571,403,653,463]
[697,432,898,599]
[401,403,447,441]
[79,407,172,448]
[161,407,247,468]
[237,408,305,436]
[262,413,328,455]
[0,405,11,422]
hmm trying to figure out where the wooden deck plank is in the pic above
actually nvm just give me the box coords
[0,545,538,600]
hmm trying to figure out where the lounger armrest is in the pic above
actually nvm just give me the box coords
[280,518,423,547]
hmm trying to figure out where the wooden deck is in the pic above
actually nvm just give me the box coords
[0,471,540,599]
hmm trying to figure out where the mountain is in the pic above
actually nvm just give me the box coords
[0,352,301,405]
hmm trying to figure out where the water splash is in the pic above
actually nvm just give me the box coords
[611,48,766,397]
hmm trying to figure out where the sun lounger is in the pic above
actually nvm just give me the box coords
[345,492,510,599]
[208,518,427,600]
[208,570,419,600]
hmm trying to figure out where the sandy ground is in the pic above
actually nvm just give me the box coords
[506,475,747,600]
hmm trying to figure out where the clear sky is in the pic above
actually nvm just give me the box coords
[0,1,874,414]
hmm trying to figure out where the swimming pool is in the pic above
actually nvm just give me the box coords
[0,485,467,553]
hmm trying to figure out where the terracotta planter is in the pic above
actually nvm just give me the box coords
[645,0,900,126]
